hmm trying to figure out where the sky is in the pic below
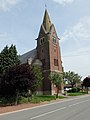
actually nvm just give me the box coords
[0,0,90,79]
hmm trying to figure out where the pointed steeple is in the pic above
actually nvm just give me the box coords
[42,9,51,32]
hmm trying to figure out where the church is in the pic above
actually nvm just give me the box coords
[19,9,63,95]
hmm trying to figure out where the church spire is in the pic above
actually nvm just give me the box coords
[42,9,51,32]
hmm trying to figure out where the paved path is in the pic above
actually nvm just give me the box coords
[0,95,90,120]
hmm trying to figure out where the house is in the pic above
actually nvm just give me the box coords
[19,9,64,95]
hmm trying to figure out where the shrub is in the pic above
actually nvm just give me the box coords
[0,97,15,106]
[67,87,80,93]
[72,87,80,92]
[17,96,29,104]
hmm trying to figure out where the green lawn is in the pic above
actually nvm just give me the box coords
[30,95,66,103]
[0,95,67,105]
[0,92,87,106]
[67,92,87,96]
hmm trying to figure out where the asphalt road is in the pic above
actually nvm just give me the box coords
[0,95,90,120]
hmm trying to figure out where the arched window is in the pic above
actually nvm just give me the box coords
[53,37,56,44]
[40,37,45,44]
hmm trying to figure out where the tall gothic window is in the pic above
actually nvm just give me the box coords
[54,59,58,66]
[40,37,45,45]
[53,37,56,44]
[41,59,45,66]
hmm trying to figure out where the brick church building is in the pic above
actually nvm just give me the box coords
[19,9,63,95]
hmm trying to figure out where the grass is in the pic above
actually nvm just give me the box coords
[30,95,56,103]
[58,96,67,99]
[0,95,66,105]
[0,92,87,106]
[30,95,66,103]
[18,96,29,104]
[68,92,87,96]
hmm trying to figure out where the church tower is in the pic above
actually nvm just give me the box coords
[36,9,63,94]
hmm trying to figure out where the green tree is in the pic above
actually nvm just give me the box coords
[0,45,20,74]
[32,65,43,93]
[83,77,90,94]
[0,45,9,74]
[0,64,36,105]
[9,44,20,65]
[64,71,81,88]
[49,72,63,98]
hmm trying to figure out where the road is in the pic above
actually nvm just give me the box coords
[0,95,90,120]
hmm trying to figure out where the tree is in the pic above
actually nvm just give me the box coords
[0,64,36,104]
[0,45,20,74]
[83,77,90,93]
[64,71,81,88]
[49,72,63,98]
[32,65,43,92]
[9,44,20,65]
[0,45,9,74]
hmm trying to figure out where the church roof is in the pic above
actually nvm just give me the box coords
[42,9,52,33]
[38,9,52,38]
[19,49,37,64]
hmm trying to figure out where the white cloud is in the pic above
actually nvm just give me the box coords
[61,16,90,56]
[53,0,79,6]
[0,0,21,11]
[61,16,90,43]
[61,16,90,78]
[62,54,90,78]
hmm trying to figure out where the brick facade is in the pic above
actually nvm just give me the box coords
[36,9,63,94]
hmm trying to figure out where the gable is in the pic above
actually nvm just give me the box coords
[50,24,58,39]
[38,25,46,38]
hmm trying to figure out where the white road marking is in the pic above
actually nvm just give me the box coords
[30,107,66,120]
[0,94,90,116]
[69,99,90,107]
[30,98,90,120]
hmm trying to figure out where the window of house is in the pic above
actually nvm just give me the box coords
[53,37,56,44]
[43,38,45,43]
[54,49,56,52]
[42,49,43,53]
[40,37,45,45]
[41,59,45,66]
[54,59,58,66]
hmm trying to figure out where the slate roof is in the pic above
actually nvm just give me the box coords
[19,49,37,64]
[42,9,51,33]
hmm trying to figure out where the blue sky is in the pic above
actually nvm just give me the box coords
[0,0,90,79]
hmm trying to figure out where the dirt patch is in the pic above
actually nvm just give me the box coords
[0,102,47,114]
